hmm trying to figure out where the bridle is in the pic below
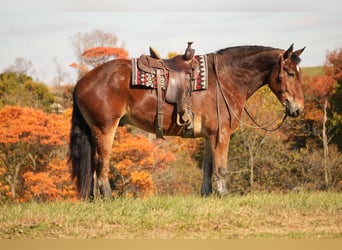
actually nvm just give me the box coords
[213,53,288,145]
[276,52,288,105]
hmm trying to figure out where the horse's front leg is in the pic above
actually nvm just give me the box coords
[210,136,229,196]
[201,139,213,196]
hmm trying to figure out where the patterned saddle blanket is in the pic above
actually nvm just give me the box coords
[131,54,208,91]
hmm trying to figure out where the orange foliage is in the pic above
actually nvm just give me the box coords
[71,47,129,76]
[111,126,176,197]
[130,171,154,198]
[303,75,335,121]
[69,62,89,77]
[82,46,129,68]
[0,106,69,145]
[324,48,342,79]
[306,75,335,99]
[22,171,60,201]
[0,106,72,201]
[304,102,324,121]
[83,47,129,60]
[21,159,77,202]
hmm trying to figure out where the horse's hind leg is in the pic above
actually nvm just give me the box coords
[92,123,118,198]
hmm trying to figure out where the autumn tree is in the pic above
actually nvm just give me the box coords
[0,106,70,200]
[325,48,342,150]
[304,75,335,187]
[22,158,77,202]
[70,29,128,78]
[82,47,129,68]
[300,49,342,188]
[110,126,175,198]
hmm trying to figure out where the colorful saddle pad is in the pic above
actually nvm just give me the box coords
[131,55,208,91]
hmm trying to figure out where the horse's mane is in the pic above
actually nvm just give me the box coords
[216,45,301,63]
[216,45,278,55]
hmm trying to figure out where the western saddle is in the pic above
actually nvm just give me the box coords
[137,42,199,138]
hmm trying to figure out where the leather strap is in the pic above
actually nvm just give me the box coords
[156,69,164,139]
[277,53,287,103]
[214,55,223,147]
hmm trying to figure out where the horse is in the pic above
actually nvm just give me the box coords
[69,43,305,199]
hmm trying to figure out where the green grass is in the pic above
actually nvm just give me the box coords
[0,192,341,239]
[302,66,324,76]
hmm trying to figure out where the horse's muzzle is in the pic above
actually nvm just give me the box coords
[285,99,303,118]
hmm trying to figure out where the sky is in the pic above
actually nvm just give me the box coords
[0,1,342,84]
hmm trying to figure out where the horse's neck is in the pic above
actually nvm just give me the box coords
[223,50,279,99]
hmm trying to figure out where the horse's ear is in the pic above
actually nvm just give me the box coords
[293,47,306,57]
[283,43,294,60]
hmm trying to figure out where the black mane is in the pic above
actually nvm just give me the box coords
[216,45,279,56]
[215,45,301,63]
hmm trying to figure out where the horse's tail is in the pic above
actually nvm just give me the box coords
[69,91,94,199]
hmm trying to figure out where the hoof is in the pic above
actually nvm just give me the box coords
[217,190,229,197]
[201,183,212,196]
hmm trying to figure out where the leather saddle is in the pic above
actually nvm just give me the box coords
[136,42,199,138]
[138,48,198,74]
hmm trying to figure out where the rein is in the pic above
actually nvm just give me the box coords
[213,54,287,145]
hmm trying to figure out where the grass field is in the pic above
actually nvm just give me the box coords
[302,66,324,76]
[0,192,341,239]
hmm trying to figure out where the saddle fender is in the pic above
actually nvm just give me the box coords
[165,71,187,109]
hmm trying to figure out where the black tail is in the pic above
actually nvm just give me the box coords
[69,92,94,199]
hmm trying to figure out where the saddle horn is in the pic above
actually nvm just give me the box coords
[183,42,195,61]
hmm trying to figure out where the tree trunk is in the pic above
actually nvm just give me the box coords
[248,146,254,188]
[322,99,330,188]
[5,164,20,199]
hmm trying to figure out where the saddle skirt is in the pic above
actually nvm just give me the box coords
[131,54,208,91]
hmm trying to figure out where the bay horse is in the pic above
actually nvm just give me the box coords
[70,44,305,199]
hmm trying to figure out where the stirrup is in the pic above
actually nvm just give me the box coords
[176,113,191,127]
[183,111,195,138]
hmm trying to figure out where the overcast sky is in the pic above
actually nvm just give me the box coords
[1,1,341,84]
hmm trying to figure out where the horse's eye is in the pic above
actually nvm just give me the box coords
[287,71,295,78]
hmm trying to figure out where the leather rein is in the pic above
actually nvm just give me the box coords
[213,54,287,145]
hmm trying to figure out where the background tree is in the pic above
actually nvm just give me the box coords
[152,136,203,195]
[110,126,175,198]
[70,29,127,78]
[22,158,77,202]
[0,72,55,111]
[52,56,68,87]
[0,106,70,200]
[4,57,35,77]
[325,48,342,149]
[304,74,335,187]
[82,47,129,68]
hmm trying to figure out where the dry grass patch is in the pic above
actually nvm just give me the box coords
[0,192,341,239]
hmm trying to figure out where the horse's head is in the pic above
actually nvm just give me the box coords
[269,44,305,118]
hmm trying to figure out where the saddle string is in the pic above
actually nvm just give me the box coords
[213,55,287,139]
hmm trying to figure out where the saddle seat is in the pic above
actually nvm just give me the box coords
[136,42,199,138]
[138,45,197,75]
